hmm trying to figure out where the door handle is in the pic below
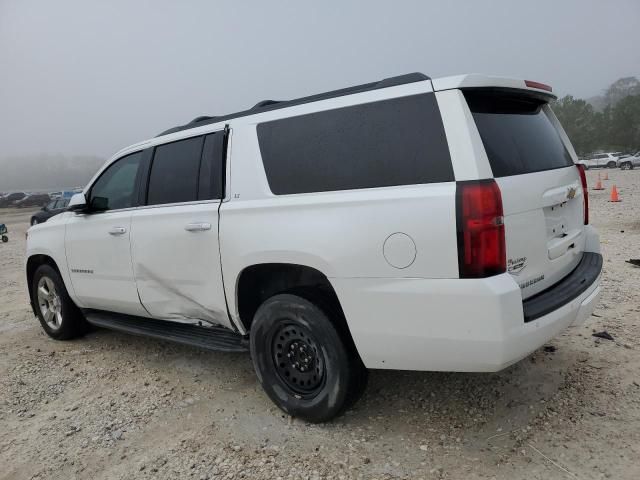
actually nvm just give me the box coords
[108,226,127,235]
[184,222,212,232]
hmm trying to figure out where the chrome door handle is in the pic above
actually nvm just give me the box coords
[184,222,212,232]
[108,226,127,235]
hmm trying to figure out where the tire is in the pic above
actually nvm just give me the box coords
[607,161,617,168]
[620,162,632,170]
[250,293,368,423]
[31,218,38,226]
[1,235,7,243]
[32,264,86,340]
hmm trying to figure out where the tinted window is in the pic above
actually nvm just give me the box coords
[147,136,204,205]
[90,152,142,211]
[198,132,225,200]
[257,93,453,195]
[465,91,573,177]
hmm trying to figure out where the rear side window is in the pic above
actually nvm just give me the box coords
[147,136,204,205]
[198,132,226,200]
[257,93,453,195]
[465,91,573,177]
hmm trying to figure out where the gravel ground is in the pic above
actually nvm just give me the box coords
[1,169,639,480]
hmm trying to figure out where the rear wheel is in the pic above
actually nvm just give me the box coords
[32,264,86,340]
[250,293,367,423]
[1,235,7,243]
[607,161,617,168]
[620,161,633,170]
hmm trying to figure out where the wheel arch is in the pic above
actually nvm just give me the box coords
[26,254,63,317]
[234,263,357,350]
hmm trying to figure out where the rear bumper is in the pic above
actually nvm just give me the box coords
[332,231,602,372]
[523,252,602,322]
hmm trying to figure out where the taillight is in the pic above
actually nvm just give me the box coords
[456,180,506,278]
[576,164,589,225]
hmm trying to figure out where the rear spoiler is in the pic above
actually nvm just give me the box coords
[432,74,557,100]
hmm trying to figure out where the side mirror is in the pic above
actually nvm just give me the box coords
[68,193,88,212]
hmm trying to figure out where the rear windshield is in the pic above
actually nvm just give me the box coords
[464,90,573,177]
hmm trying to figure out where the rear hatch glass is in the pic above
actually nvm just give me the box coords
[465,91,574,176]
[464,90,585,300]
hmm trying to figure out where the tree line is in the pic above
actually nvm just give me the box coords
[552,76,640,157]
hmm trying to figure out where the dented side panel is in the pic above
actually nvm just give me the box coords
[130,201,232,328]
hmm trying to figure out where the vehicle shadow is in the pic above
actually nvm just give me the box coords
[84,327,593,444]
[342,347,588,443]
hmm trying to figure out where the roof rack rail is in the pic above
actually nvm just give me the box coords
[156,72,430,137]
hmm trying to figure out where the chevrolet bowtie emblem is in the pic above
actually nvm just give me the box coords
[566,186,577,199]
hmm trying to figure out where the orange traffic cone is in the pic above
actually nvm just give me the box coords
[603,171,609,181]
[609,185,621,202]
[593,174,604,190]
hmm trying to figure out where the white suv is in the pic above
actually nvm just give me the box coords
[577,152,622,169]
[26,73,602,422]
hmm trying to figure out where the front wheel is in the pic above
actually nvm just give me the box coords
[250,293,367,423]
[620,162,633,170]
[32,264,87,340]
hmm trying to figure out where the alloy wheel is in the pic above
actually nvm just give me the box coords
[37,276,63,330]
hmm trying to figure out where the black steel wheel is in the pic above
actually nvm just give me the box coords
[250,293,367,423]
[271,322,326,396]
[1,235,7,243]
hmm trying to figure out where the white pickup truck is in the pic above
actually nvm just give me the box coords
[26,73,602,422]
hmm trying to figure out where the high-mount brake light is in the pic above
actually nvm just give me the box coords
[524,80,553,92]
[576,164,589,225]
[456,180,506,278]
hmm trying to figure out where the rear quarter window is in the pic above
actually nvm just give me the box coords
[257,93,453,195]
[464,91,573,177]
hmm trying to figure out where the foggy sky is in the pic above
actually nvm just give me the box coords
[1,0,638,158]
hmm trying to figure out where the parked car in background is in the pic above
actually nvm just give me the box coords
[0,192,27,207]
[30,198,70,225]
[619,151,640,170]
[577,152,622,169]
[15,193,51,208]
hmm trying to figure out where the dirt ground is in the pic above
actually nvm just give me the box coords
[1,169,639,480]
